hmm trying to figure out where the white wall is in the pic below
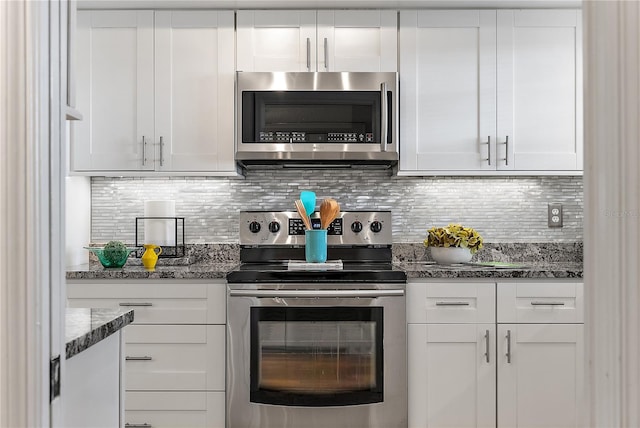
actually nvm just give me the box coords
[65,176,91,266]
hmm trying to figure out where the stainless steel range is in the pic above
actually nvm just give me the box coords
[226,211,407,428]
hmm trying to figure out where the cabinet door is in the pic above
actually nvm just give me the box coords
[236,10,316,72]
[74,10,154,171]
[399,10,496,172]
[497,324,584,428]
[408,324,496,428]
[155,11,235,172]
[497,10,582,171]
[317,10,397,72]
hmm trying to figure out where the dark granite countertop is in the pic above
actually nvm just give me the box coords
[66,262,238,280]
[398,261,583,279]
[65,308,134,359]
[66,260,582,280]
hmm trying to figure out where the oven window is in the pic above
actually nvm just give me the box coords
[250,307,383,407]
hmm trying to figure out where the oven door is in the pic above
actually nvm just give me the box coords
[227,284,407,428]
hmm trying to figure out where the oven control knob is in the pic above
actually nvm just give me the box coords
[350,221,363,233]
[268,221,280,233]
[370,221,383,233]
[248,221,261,233]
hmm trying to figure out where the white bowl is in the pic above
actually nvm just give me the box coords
[430,247,472,264]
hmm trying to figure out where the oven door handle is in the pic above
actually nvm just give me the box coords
[228,289,404,298]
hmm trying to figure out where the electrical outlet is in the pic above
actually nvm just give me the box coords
[548,203,563,228]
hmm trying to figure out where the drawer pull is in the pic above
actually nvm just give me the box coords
[435,301,470,306]
[506,329,512,363]
[119,302,153,307]
[125,356,153,361]
[530,302,565,306]
[125,424,152,428]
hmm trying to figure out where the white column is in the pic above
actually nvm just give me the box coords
[584,1,640,426]
[0,1,52,427]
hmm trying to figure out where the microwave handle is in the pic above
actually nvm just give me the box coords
[380,82,388,152]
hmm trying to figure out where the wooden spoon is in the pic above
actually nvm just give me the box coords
[295,199,312,230]
[320,198,341,229]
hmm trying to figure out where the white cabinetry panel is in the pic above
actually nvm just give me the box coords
[399,9,582,175]
[74,11,154,171]
[497,323,584,428]
[237,10,397,72]
[125,391,225,428]
[399,10,496,171]
[74,10,236,174]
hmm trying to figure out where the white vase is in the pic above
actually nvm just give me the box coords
[430,246,472,264]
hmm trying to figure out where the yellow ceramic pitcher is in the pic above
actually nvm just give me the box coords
[141,244,162,270]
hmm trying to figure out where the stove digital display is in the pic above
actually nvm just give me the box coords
[288,218,343,236]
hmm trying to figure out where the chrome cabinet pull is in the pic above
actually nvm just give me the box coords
[530,302,565,306]
[484,329,490,363]
[380,82,388,152]
[306,38,311,71]
[159,136,164,167]
[483,136,491,165]
[323,37,328,70]
[142,136,147,166]
[435,301,469,306]
[503,135,509,165]
[119,302,153,307]
[229,289,404,298]
[506,329,512,363]
[125,356,153,361]
[125,424,152,428]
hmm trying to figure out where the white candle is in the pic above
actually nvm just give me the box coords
[144,200,176,246]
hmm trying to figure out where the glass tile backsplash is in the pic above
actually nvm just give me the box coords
[90,171,583,244]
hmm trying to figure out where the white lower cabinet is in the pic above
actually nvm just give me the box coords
[407,280,584,428]
[125,391,225,428]
[66,280,226,428]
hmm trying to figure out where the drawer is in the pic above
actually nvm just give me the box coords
[497,281,583,323]
[407,281,495,324]
[66,280,226,324]
[125,391,224,428]
[124,324,225,391]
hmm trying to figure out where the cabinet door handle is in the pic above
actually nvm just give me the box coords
[483,136,491,165]
[323,37,328,70]
[159,136,164,167]
[118,302,152,307]
[435,301,469,306]
[142,135,147,166]
[530,301,565,306]
[125,424,152,428]
[484,329,490,363]
[306,37,311,71]
[125,356,153,361]
[503,135,509,165]
[506,329,512,363]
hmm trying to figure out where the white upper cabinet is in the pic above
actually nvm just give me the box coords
[74,11,154,171]
[497,10,582,171]
[73,10,236,174]
[154,11,235,172]
[400,10,496,172]
[237,10,398,72]
[399,9,582,175]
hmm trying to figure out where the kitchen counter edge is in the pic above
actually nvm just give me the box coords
[66,262,582,280]
[65,307,134,360]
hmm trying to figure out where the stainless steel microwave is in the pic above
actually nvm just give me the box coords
[235,71,398,169]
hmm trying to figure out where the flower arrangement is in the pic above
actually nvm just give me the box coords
[424,224,484,254]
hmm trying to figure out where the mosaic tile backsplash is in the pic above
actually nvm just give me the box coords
[90,171,583,244]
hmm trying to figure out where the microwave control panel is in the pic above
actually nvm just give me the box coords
[258,131,373,143]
